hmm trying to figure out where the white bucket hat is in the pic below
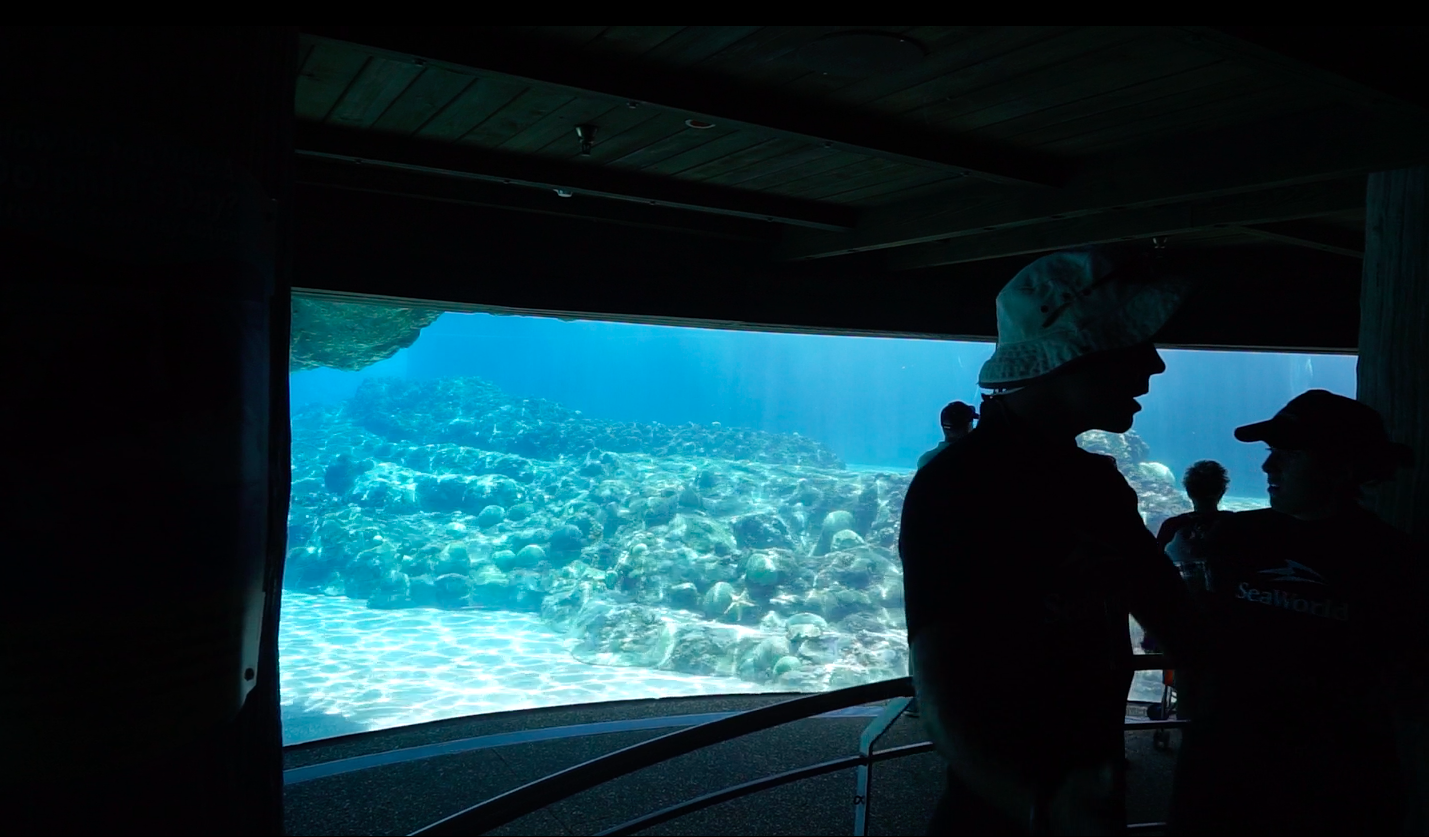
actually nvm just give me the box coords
[978,249,1191,389]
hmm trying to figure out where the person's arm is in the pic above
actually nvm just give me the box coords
[900,474,1041,824]
[1154,516,1179,551]
[911,624,1040,823]
[913,631,1121,835]
[1381,539,1429,835]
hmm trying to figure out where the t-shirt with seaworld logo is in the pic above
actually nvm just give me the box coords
[1169,506,1428,834]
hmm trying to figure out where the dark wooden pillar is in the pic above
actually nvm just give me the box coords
[1359,167,1429,538]
[0,27,295,835]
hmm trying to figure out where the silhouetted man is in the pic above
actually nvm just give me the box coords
[1156,459,1232,551]
[900,249,1202,835]
[917,401,978,470]
[1168,390,1426,835]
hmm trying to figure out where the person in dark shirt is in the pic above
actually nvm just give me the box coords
[1156,459,1232,551]
[1168,389,1425,835]
[917,401,979,470]
[900,248,1203,835]
[1142,461,1233,654]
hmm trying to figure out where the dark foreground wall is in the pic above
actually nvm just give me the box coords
[0,28,295,835]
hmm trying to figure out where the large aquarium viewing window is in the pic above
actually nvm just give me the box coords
[280,296,1357,745]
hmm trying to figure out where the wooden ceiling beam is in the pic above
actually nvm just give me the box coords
[295,156,778,241]
[1233,219,1365,259]
[883,178,1366,270]
[1192,26,1429,118]
[782,105,1427,260]
[295,122,857,231]
[298,28,1064,187]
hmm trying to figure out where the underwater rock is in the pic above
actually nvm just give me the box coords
[407,575,438,607]
[744,552,782,587]
[753,636,792,669]
[367,570,411,609]
[571,604,675,668]
[853,483,880,536]
[797,632,847,665]
[662,624,741,677]
[550,523,585,554]
[805,583,876,624]
[507,528,550,553]
[786,612,828,642]
[702,581,735,619]
[289,298,441,373]
[669,514,736,556]
[515,544,546,568]
[344,376,843,467]
[815,510,857,556]
[1078,429,1152,467]
[732,512,797,551]
[286,369,1204,697]
[433,542,471,576]
[415,474,472,513]
[642,496,675,527]
[433,573,472,609]
[1138,461,1176,484]
[491,549,519,572]
[667,581,700,612]
[580,449,620,478]
[323,453,371,496]
[344,544,397,600]
[468,563,509,607]
[773,655,803,677]
[541,563,608,631]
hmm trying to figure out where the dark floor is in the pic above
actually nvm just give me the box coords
[283,696,1180,836]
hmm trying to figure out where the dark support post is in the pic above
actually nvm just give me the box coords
[1360,167,1429,835]
[1359,168,1429,537]
[1,27,295,835]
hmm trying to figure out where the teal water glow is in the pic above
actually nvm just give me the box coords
[284,306,1339,745]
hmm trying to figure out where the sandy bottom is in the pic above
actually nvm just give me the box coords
[279,497,1267,745]
[278,592,771,745]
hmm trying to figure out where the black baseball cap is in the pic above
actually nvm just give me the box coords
[941,401,978,427]
[1234,389,1413,465]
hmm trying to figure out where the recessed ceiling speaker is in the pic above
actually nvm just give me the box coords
[793,31,926,77]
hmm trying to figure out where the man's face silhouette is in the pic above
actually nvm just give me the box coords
[1263,447,1351,519]
[1048,342,1166,434]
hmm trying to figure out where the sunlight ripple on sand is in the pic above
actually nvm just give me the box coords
[279,592,769,743]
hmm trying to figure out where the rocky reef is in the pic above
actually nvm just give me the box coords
[286,375,1186,694]
[289,298,442,373]
[1077,429,1190,534]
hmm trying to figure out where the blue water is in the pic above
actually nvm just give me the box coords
[283,307,1350,743]
[291,310,1355,497]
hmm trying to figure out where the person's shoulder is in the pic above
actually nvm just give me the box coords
[1156,512,1194,539]
[1216,507,1273,530]
[904,432,999,514]
[1351,511,1427,572]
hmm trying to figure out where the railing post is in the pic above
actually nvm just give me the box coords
[853,697,913,837]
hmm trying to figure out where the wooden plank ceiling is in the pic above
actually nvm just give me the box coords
[293,26,1429,271]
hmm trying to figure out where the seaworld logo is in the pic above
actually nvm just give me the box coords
[1257,560,1326,585]
[1235,582,1350,621]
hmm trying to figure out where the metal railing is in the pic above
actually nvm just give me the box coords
[409,655,1184,836]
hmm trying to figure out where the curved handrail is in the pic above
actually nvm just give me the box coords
[409,655,1179,836]
[597,741,938,837]
[409,677,914,836]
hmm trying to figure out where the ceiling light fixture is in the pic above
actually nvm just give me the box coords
[684,119,715,130]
